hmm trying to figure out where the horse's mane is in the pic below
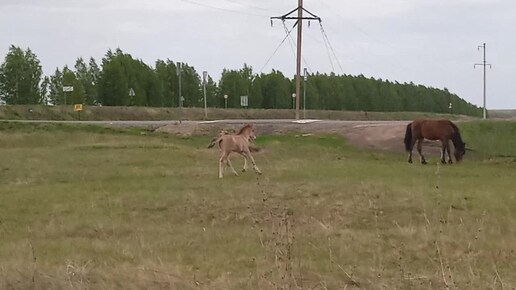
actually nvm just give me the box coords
[448,120,459,132]
[448,120,465,148]
[237,124,252,135]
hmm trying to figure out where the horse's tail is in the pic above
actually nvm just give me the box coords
[404,122,413,151]
[207,136,223,149]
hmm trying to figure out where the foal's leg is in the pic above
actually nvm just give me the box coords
[219,153,227,178]
[244,150,262,175]
[416,138,427,164]
[240,153,248,172]
[226,158,239,176]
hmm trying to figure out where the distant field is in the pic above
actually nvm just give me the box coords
[0,105,472,122]
[1,121,515,289]
[489,109,516,119]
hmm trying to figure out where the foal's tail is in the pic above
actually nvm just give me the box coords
[404,123,413,151]
[249,145,261,153]
[207,136,223,149]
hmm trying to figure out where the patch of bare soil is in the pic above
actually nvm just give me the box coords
[344,124,407,152]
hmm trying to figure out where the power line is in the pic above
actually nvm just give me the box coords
[282,21,298,59]
[259,23,297,73]
[319,22,345,75]
[319,26,335,72]
[221,0,279,13]
[315,0,454,77]
[282,21,314,74]
[179,0,268,17]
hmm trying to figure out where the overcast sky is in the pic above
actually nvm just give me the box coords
[1,0,514,109]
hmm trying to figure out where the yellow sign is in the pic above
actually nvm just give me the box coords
[74,104,83,112]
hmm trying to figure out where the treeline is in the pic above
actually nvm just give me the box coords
[0,45,482,116]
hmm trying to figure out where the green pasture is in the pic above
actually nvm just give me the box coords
[0,121,515,289]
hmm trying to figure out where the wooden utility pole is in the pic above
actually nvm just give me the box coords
[295,0,303,120]
[271,1,320,119]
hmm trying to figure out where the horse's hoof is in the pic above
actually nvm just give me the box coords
[421,161,427,165]
[408,160,413,164]
[242,169,247,173]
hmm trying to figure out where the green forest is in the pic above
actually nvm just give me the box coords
[0,45,482,116]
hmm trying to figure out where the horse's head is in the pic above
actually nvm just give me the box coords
[238,123,256,141]
[247,124,257,141]
[454,142,466,162]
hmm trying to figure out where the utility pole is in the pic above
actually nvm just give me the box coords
[203,71,208,120]
[271,0,320,120]
[303,67,307,119]
[474,43,492,119]
[177,62,182,108]
[177,62,183,123]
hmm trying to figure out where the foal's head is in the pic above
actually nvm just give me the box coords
[237,124,256,141]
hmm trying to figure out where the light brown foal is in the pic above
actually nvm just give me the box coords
[209,124,262,178]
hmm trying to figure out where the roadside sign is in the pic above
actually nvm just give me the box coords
[240,95,248,107]
[74,104,83,120]
[129,88,135,97]
[63,86,74,92]
[176,62,182,76]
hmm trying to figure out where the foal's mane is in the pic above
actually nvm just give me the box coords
[237,124,252,135]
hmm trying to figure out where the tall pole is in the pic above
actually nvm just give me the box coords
[203,71,208,120]
[177,62,182,123]
[271,2,320,120]
[177,62,182,108]
[474,43,492,119]
[303,68,307,119]
[294,0,303,120]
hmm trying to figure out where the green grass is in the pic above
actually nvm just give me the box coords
[1,122,516,289]
[461,120,516,158]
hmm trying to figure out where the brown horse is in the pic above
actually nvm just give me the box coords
[208,124,262,178]
[404,119,466,164]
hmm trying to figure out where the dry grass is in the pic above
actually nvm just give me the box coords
[1,123,516,289]
[0,105,471,121]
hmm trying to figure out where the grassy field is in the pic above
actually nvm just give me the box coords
[1,121,516,289]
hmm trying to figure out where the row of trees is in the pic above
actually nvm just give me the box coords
[0,45,482,116]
